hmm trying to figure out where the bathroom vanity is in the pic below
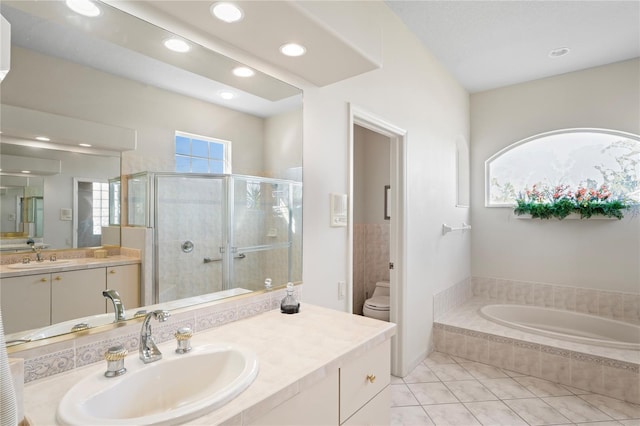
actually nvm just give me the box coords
[19,304,396,425]
[0,256,140,335]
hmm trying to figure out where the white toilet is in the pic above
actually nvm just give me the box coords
[362,281,390,321]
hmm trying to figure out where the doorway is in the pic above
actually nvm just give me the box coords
[352,125,391,315]
[349,105,407,376]
[73,178,108,248]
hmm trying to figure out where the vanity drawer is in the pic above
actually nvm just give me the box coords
[339,339,390,422]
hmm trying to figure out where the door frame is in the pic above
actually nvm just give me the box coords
[348,104,407,376]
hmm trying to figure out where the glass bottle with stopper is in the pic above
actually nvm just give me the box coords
[280,282,300,314]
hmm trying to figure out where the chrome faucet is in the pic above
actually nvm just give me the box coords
[26,239,43,262]
[103,289,126,322]
[139,310,170,363]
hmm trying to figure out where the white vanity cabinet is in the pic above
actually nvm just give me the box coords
[0,273,51,334]
[248,339,390,426]
[106,264,141,312]
[0,263,140,333]
[340,339,391,425]
[248,370,339,425]
[51,269,106,323]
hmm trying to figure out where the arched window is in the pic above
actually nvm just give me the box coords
[485,129,640,207]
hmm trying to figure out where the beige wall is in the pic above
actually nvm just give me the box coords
[470,59,640,294]
[354,125,390,224]
[2,47,277,177]
[300,2,470,371]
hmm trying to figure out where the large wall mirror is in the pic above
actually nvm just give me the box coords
[0,0,302,346]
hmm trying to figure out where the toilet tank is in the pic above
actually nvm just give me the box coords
[372,281,390,297]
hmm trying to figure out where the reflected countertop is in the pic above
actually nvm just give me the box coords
[0,255,141,278]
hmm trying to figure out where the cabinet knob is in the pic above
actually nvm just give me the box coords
[366,374,376,384]
[40,278,48,282]
[109,270,116,274]
[54,276,62,281]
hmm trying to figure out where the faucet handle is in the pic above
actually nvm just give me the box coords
[104,345,128,378]
[175,327,193,354]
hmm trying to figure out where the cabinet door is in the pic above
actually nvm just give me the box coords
[247,369,339,426]
[342,386,390,426]
[51,269,106,323]
[339,340,391,423]
[0,274,50,334]
[106,264,140,313]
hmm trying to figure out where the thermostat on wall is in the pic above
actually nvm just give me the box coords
[330,193,348,227]
[60,208,72,221]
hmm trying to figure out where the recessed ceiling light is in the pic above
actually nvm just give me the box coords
[65,0,101,17]
[233,66,255,77]
[79,143,92,147]
[35,136,50,142]
[280,43,306,57]
[164,38,190,53]
[210,2,244,23]
[21,170,31,174]
[219,91,235,100]
[549,47,570,58]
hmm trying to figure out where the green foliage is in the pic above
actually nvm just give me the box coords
[514,184,630,220]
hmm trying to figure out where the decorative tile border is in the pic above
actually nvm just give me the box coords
[12,285,300,383]
[23,348,75,383]
[433,319,640,404]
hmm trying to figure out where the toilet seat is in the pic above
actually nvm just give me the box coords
[364,295,389,311]
[363,295,390,321]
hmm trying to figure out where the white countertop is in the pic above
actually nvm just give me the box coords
[22,304,396,425]
[0,256,140,278]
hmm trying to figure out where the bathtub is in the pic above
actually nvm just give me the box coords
[480,304,640,350]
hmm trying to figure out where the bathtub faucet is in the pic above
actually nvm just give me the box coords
[103,289,126,322]
[26,239,43,262]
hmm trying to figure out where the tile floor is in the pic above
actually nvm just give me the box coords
[391,352,640,426]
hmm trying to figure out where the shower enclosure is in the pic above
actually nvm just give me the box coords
[127,172,302,303]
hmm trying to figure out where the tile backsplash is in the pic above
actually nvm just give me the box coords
[434,276,640,324]
[9,285,301,384]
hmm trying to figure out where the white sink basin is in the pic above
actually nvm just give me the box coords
[7,259,73,269]
[56,343,259,425]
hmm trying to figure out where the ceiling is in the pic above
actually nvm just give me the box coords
[1,1,302,118]
[385,1,640,93]
[140,1,380,87]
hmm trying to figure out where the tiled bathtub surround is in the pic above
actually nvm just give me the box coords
[434,299,640,404]
[471,276,640,324]
[8,285,301,384]
[433,277,472,320]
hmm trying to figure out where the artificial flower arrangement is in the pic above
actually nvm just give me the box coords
[514,183,630,219]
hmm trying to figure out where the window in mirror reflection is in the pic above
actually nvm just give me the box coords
[91,182,109,235]
[175,131,231,174]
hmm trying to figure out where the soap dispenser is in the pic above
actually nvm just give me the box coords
[280,282,300,314]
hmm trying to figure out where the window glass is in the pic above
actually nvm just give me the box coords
[174,131,231,174]
[191,139,209,158]
[486,129,640,206]
[175,155,191,173]
[175,135,191,155]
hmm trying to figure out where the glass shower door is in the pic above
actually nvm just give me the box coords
[231,176,302,291]
[155,174,226,303]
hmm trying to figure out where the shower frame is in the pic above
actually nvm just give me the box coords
[126,171,301,304]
